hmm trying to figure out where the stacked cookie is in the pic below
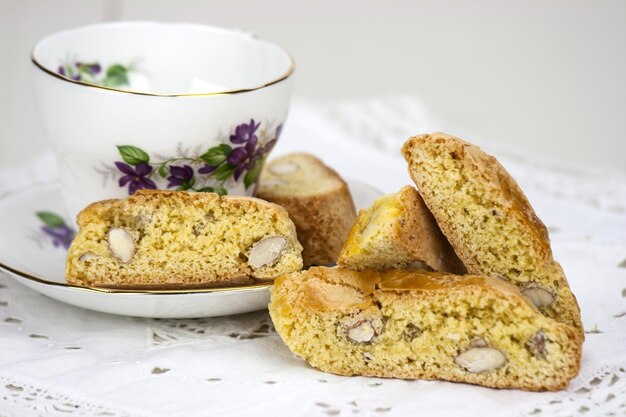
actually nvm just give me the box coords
[270,132,583,391]
[337,185,465,274]
[401,133,581,331]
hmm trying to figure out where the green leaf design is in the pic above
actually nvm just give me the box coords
[200,144,232,166]
[178,178,195,191]
[215,186,228,196]
[158,165,169,178]
[244,158,264,189]
[117,145,149,166]
[65,65,76,79]
[214,144,232,154]
[103,64,129,87]
[196,186,215,193]
[77,62,98,74]
[213,163,236,181]
[36,211,66,228]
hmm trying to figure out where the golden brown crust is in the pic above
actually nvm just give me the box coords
[77,191,292,228]
[258,153,356,266]
[270,267,582,392]
[401,133,551,271]
[401,133,582,333]
[338,186,466,273]
[292,268,535,312]
[396,186,466,273]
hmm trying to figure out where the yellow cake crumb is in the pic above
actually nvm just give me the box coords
[338,185,465,274]
[401,133,582,333]
[269,267,582,392]
[66,190,303,288]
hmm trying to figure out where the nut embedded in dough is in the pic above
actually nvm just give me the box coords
[455,347,507,373]
[521,285,555,309]
[403,323,421,341]
[107,228,135,263]
[526,330,548,359]
[78,252,98,262]
[337,317,383,344]
[468,337,489,348]
[248,235,288,271]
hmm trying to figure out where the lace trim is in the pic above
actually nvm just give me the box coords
[146,311,275,346]
[0,373,146,417]
[518,366,626,416]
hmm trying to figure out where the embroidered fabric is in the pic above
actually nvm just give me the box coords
[0,97,625,417]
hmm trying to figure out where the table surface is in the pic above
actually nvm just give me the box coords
[1,98,625,417]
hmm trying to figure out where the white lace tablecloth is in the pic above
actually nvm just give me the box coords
[1,97,625,417]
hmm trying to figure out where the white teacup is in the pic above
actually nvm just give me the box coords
[32,21,295,223]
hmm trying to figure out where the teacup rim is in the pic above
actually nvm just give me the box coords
[31,20,296,98]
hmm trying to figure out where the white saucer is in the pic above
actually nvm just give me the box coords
[0,180,382,318]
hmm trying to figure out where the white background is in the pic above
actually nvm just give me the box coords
[1,0,625,173]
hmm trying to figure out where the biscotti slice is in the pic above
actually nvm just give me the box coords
[257,153,356,267]
[337,185,466,274]
[269,267,582,391]
[66,190,303,288]
[401,133,582,332]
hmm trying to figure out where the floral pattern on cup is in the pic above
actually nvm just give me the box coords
[111,119,281,196]
[36,211,75,250]
[57,61,131,88]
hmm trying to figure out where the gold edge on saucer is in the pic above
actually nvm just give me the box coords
[0,184,275,295]
[0,260,272,295]
[30,51,295,98]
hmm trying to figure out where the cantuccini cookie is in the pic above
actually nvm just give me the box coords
[338,186,465,274]
[66,190,303,288]
[269,267,582,391]
[257,153,356,267]
[401,133,582,332]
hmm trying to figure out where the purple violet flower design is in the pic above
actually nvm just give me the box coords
[36,211,75,250]
[41,225,74,249]
[76,62,102,75]
[198,164,217,175]
[230,119,261,145]
[228,135,261,181]
[115,162,157,194]
[57,65,81,81]
[197,121,282,182]
[167,165,195,190]
[56,61,130,87]
[109,120,282,195]
[226,119,268,180]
